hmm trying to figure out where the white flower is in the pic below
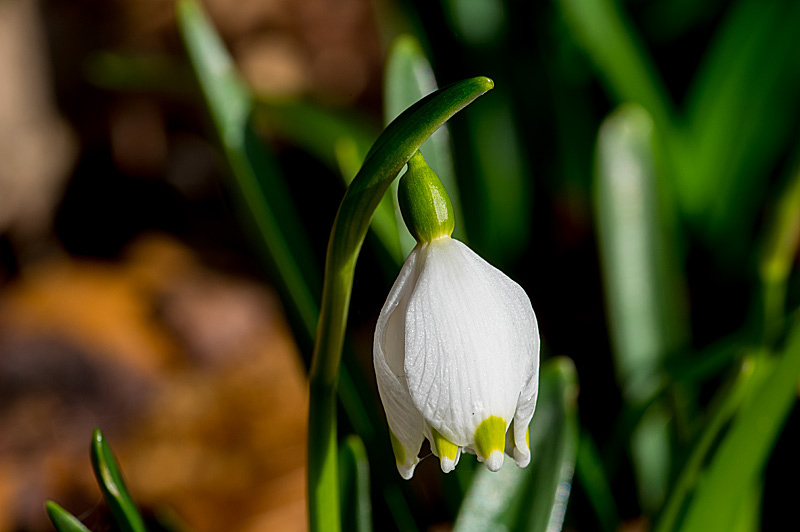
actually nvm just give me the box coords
[373,235,540,479]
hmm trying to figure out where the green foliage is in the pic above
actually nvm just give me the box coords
[307,73,493,532]
[90,429,148,532]
[176,0,319,338]
[45,0,800,531]
[339,436,373,532]
[45,430,147,532]
[678,320,800,532]
[45,501,92,532]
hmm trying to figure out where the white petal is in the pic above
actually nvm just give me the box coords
[404,238,535,450]
[484,450,505,472]
[512,363,539,467]
[374,245,426,478]
[510,293,539,467]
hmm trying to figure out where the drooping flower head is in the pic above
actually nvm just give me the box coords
[374,151,540,479]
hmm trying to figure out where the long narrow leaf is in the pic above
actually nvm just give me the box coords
[522,358,579,532]
[595,104,692,511]
[252,98,402,264]
[575,431,619,532]
[339,436,373,532]
[90,429,147,532]
[678,318,800,532]
[459,94,532,265]
[682,0,800,241]
[176,3,422,528]
[556,0,674,131]
[44,501,92,532]
[654,354,768,532]
[594,104,687,400]
[759,158,800,342]
[176,0,319,337]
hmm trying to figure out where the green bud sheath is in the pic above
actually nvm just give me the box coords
[398,151,455,243]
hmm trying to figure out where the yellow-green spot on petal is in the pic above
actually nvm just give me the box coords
[474,416,506,459]
[389,429,405,465]
[431,426,459,460]
[526,427,530,449]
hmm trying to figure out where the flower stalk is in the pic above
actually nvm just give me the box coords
[307,77,494,532]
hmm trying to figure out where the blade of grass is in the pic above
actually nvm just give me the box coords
[654,355,767,532]
[460,93,532,265]
[176,0,319,336]
[252,99,403,264]
[594,104,688,400]
[682,0,800,241]
[90,429,147,532]
[595,104,691,512]
[575,431,619,532]
[44,501,92,532]
[556,0,674,131]
[759,157,800,344]
[339,436,373,532]
[677,317,800,532]
[253,99,377,172]
[452,357,578,532]
[521,358,579,532]
[556,0,692,236]
[176,6,424,530]
[729,481,762,532]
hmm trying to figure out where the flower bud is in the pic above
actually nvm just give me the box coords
[398,151,455,243]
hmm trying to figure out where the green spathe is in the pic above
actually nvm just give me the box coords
[398,151,455,242]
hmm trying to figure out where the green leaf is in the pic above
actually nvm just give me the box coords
[459,93,532,265]
[522,358,579,532]
[654,355,767,532]
[452,357,578,532]
[556,0,689,246]
[90,429,147,532]
[681,0,800,240]
[677,317,800,532]
[44,501,92,532]
[594,104,687,400]
[759,157,800,343]
[252,98,403,264]
[575,432,619,532]
[728,481,762,532]
[176,5,425,530]
[176,0,319,339]
[556,0,675,131]
[384,34,464,252]
[339,436,372,532]
[254,99,377,174]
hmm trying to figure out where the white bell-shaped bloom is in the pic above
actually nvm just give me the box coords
[374,235,540,479]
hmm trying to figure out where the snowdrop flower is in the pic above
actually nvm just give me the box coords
[374,151,540,479]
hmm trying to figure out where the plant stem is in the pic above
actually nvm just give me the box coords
[306,76,494,532]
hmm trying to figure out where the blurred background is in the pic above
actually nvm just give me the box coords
[1,0,799,531]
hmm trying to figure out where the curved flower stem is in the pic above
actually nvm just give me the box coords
[307,76,494,532]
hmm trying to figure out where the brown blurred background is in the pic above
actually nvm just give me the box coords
[0,1,387,531]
